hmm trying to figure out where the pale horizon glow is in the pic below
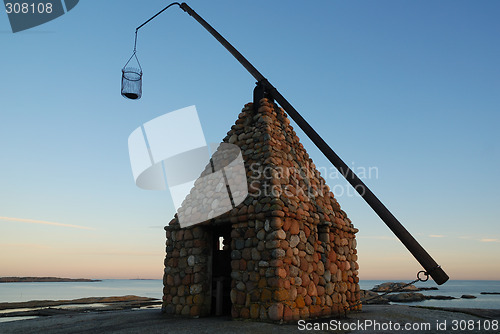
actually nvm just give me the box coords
[0,216,94,230]
[481,238,500,243]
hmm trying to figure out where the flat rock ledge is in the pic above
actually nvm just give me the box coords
[360,290,459,304]
[0,295,161,319]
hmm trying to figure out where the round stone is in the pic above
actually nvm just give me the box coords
[289,235,300,248]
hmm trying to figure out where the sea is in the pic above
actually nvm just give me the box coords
[0,279,164,323]
[0,279,499,322]
[0,279,164,303]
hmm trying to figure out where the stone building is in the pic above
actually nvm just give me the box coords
[162,99,360,321]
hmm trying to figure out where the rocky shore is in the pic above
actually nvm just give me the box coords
[1,282,497,333]
[358,282,487,304]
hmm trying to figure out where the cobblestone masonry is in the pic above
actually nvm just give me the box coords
[162,98,360,321]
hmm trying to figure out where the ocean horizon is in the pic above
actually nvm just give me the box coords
[1,279,499,310]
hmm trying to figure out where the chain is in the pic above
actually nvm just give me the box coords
[344,270,429,312]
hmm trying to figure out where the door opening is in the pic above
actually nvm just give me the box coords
[210,224,232,316]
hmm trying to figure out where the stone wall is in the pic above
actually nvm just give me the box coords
[163,224,212,316]
[162,99,360,321]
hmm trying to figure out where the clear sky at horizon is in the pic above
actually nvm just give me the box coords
[1,0,499,281]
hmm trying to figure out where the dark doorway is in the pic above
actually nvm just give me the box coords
[210,224,232,316]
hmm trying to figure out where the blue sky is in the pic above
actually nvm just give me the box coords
[1,0,499,280]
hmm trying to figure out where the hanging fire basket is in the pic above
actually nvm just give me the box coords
[121,32,143,100]
[121,66,142,100]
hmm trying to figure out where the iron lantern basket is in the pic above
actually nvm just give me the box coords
[121,66,142,100]
[121,35,143,100]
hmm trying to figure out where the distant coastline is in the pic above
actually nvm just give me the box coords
[0,277,101,283]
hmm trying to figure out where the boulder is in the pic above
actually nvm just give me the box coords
[371,282,419,292]
[387,293,426,302]
[461,295,476,299]
[359,290,389,304]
